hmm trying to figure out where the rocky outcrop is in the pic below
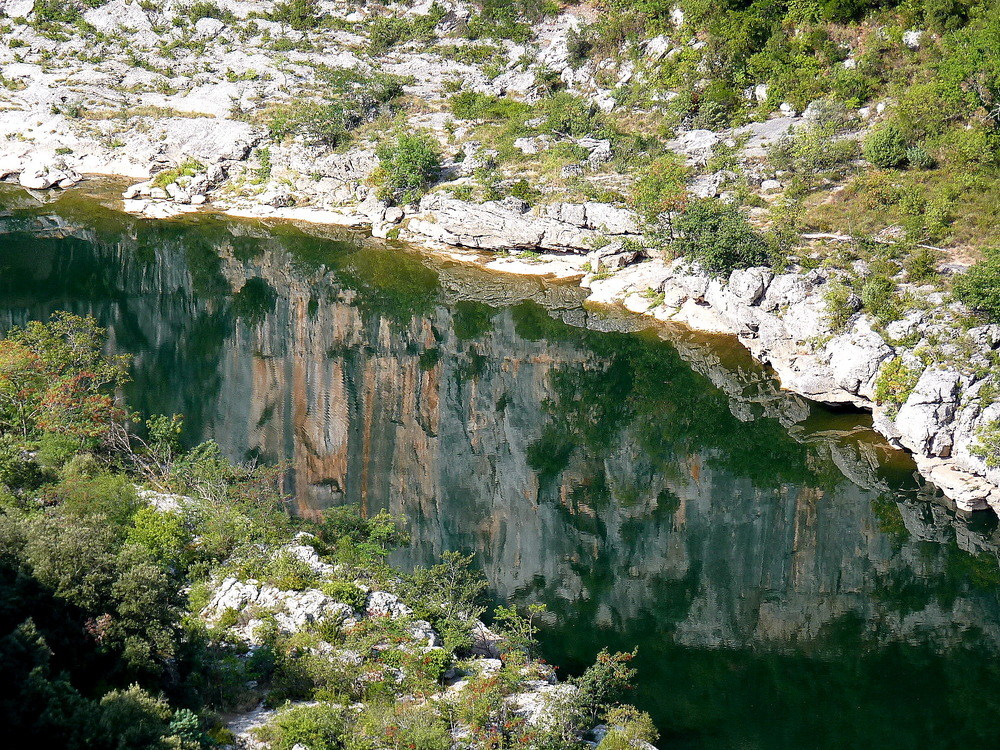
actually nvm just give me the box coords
[584,257,1000,512]
[401,194,641,252]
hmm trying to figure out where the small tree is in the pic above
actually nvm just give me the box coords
[630,156,689,241]
[407,551,488,652]
[954,247,1000,322]
[0,312,130,443]
[572,648,638,723]
[674,198,772,276]
[863,124,908,168]
[374,132,442,204]
[492,602,546,662]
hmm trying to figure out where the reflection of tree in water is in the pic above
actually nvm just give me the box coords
[517,299,832,498]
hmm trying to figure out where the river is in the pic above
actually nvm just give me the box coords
[3,182,1000,749]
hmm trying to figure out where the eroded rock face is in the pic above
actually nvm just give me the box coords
[203,576,356,641]
[401,194,642,252]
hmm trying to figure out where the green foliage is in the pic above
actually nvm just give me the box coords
[152,158,204,189]
[492,602,545,661]
[953,247,1000,322]
[863,125,909,169]
[32,0,82,25]
[905,246,941,283]
[824,279,858,332]
[257,702,349,750]
[320,579,369,610]
[313,506,409,568]
[905,144,935,169]
[465,0,551,41]
[266,0,323,30]
[597,705,659,750]
[265,71,403,148]
[874,357,922,405]
[349,700,452,750]
[768,109,859,183]
[573,648,638,723]
[0,312,130,442]
[674,198,773,276]
[630,155,689,239]
[374,132,442,203]
[187,1,235,24]
[97,684,172,749]
[449,91,530,121]
[367,6,444,54]
[406,551,487,652]
[972,420,1000,467]
[265,550,319,591]
[859,273,900,324]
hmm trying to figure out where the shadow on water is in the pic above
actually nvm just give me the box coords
[3,183,1000,749]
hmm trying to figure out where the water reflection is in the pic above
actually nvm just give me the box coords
[3,184,1000,749]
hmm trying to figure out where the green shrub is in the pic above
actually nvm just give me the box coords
[674,198,773,276]
[566,26,592,69]
[256,703,348,750]
[267,102,354,148]
[448,90,529,121]
[374,132,442,203]
[152,158,204,188]
[860,274,900,324]
[905,144,935,169]
[573,648,638,723]
[630,155,688,239]
[874,357,921,405]
[267,0,323,30]
[954,248,1000,322]
[597,705,659,750]
[351,700,451,750]
[905,246,940,283]
[824,279,857,332]
[320,579,368,610]
[187,1,235,24]
[863,125,909,169]
[97,685,172,749]
[972,420,1000,467]
[367,6,444,54]
[266,550,319,591]
[508,179,540,203]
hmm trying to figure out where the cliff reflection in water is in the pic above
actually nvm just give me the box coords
[3,186,1000,749]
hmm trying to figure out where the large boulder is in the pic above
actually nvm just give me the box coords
[403,195,641,252]
[894,368,961,457]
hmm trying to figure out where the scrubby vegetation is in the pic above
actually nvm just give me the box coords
[374,132,443,203]
[0,313,650,748]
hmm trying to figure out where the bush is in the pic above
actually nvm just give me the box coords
[320,579,368,610]
[954,247,1000,322]
[631,156,688,239]
[597,705,659,750]
[859,274,900,324]
[267,0,323,30]
[573,648,638,723]
[863,125,909,169]
[972,420,1000,467]
[448,91,529,121]
[824,280,858,332]
[674,198,773,276]
[905,144,935,169]
[375,133,442,203]
[874,357,921,405]
[256,703,348,750]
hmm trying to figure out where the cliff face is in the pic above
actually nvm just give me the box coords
[2,201,999,660]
